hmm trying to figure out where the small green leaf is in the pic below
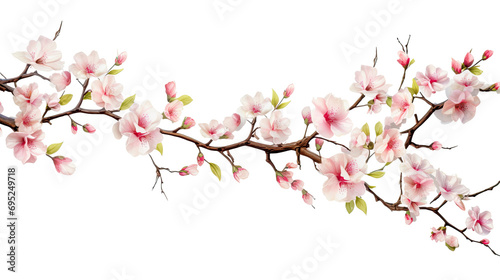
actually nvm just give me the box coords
[469,66,483,75]
[161,112,167,119]
[411,78,419,94]
[408,87,417,95]
[271,89,279,108]
[375,121,383,137]
[83,91,92,100]
[368,185,376,189]
[355,197,367,215]
[209,162,222,181]
[120,94,136,110]
[59,94,73,106]
[108,68,124,75]
[361,123,370,136]
[346,200,355,214]
[156,143,163,156]
[386,96,392,107]
[46,142,63,155]
[174,95,193,106]
[277,100,291,110]
[367,171,385,178]
[409,58,415,66]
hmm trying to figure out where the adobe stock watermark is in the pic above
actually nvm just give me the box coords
[212,0,243,21]
[339,0,415,63]
[109,267,134,280]
[7,0,70,51]
[281,235,340,280]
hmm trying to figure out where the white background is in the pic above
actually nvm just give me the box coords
[1,0,500,279]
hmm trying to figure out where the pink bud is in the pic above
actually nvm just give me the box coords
[180,164,199,176]
[291,180,304,191]
[482,50,493,60]
[481,239,490,245]
[165,81,177,101]
[284,83,294,98]
[197,152,204,166]
[301,189,314,207]
[115,51,127,66]
[181,117,196,129]
[315,138,324,151]
[451,58,462,74]
[445,235,459,251]
[431,141,442,150]
[463,52,474,68]
[286,162,298,169]
[71,121,78,134]
[397,50,410,68]
[301,106,312,125]
[405,212,413,225]
[232,166,249,183]
[52,156,76,175]
[276,171,293,189]
[82,123,96,133]
[491,82,500,91]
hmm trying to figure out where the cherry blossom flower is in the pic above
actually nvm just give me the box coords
[199,120,226,141]
[286,162,298,169]
[430,227,446,242]
[397,51,410,68]
[399,153,435,176]
[311,93,352,138]
[197,152,204,166]
[368,93,387,114]
[239,92,272,118]
[165,81,177,101]
[466,206,494,235]
[83,124,96,133]
[464,52,474,68]
[223,113,244,133]
[260,110,291,144]
[15,107,42,132]
[284,84,294,98]
[232,166,249,182]
[49,71,71,92]
[349,128,369,157]
[401,194,425,220]
[350,65,391,98]
[164,100,183,123]
[415,65,450,97]
[302,190,314,206]
[451,58,462,74]
[179,164,199,176]
[12,35,63,71]
[181,117,196,129]
[302,106,312,125]
[431,141,442,151]
[315,138,324,151]
[391,88,414,125]
[112,101,163,157]
[404,173,435,201]
[276,170,293,189]
[436,87,480,124]
[373,128,405,163]
[291,180,304,191]
[451,72,484,96]
[91,75,124,110]
[13,83,43,110]
[483,50,493,60]
[43,93,61,112]
[445,235,459,251]
[68,51,107,79]
[318,153,367,202]
[5,129,47,164]
[115,51,127,66]
[434,170,469,210]
[52,156,76,175]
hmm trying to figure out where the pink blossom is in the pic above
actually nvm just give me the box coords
[318,153,367,202]
[311,93,352,138]
[232,166,249,182]
[404,173,435,201]
[445,235,459,251]
[181,117,196,129]
[349,128,368,157]
[43,93,61,111]
[302,190,314,207]
[276,171,294,189]
[367,93,387,114]
[405,212,413,225]
[164,100,183,123]
[483,50,493,60]
[430,227,446,242]
[49,71,71,92]
[481,239,490,245]
[466,206,494,235]
[199,120,226,141]
[115,51,127,66]
[112,101,163,156]
[179,164,199,176]
[260,110,291,144]
[391,88,414,125]
[315,138,324,151]
[291,180,304,191]
[463,52,474,68]
[302,106,312,125]
[15,107,42,133]
[350,65,391,98]
[415,65,450,97]
[399,153,435,176]
[434,170,469,210]
[71,121,78,134]
[239,92,272,118]
[165,81,177,101]
[437,87,480,124]
[83,124,96,133]
[451,58,462,74]
[451,72,484,96]
[13,83,43,110]
[52,156,76,175]
[12,35,63,71]
[286,162,298,169]
[91,75,124,110]
[284,83,294,98]
[397,50,410,68]
[5,129,46,164]
[68,51,107,79]
[401,194,425,219]
[374,128,405,163]
[431,141,442,151]
[223,113,244,133]
[197,152,204,166]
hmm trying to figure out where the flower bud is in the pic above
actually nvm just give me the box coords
[463,52,474,68]
[181,117,196,129]
[404,211,413,225]
[301,189,314,207]
[197,152,204,166]
[315,138,324,151]
[115,51,127,66]
[451,58,462,74]
[445,235,459,251]
[431,141,442,150]
[232,165,249,183]
[52,156,76,175]
[481,239,490,245]
[286,162,298,169]
[397,50,410,68]
[283,83,294,98]
[71,121,78,134]
[301,106,312,125]
[180,164,198,176]
[165,81,177,101]
[482,50,493,60]
[291,180,304,191]
[83,123,96,133]
[489,82,500,91]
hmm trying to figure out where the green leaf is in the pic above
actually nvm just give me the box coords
[469,66,483,75]
[59,94,73,106]
[409,58,415,66]
[368,185,376,189]
[83,91,92,100]
[361,123,370,136]
[156,143,163,156]
[386,96,392,107]
[346,200,355,214]
[46,142,63,155]
[375,121,383,137]
[367,171,385,178]
[355,197,367,215]
[120,94,136,110]
[277,100,291,110]
[408,87,417,95]
[161,112,167,119]
[209,162,222,181]
[174,95,193,106]
[271,89,279,108]
[411,78,419,94]
[108,68,124,75]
